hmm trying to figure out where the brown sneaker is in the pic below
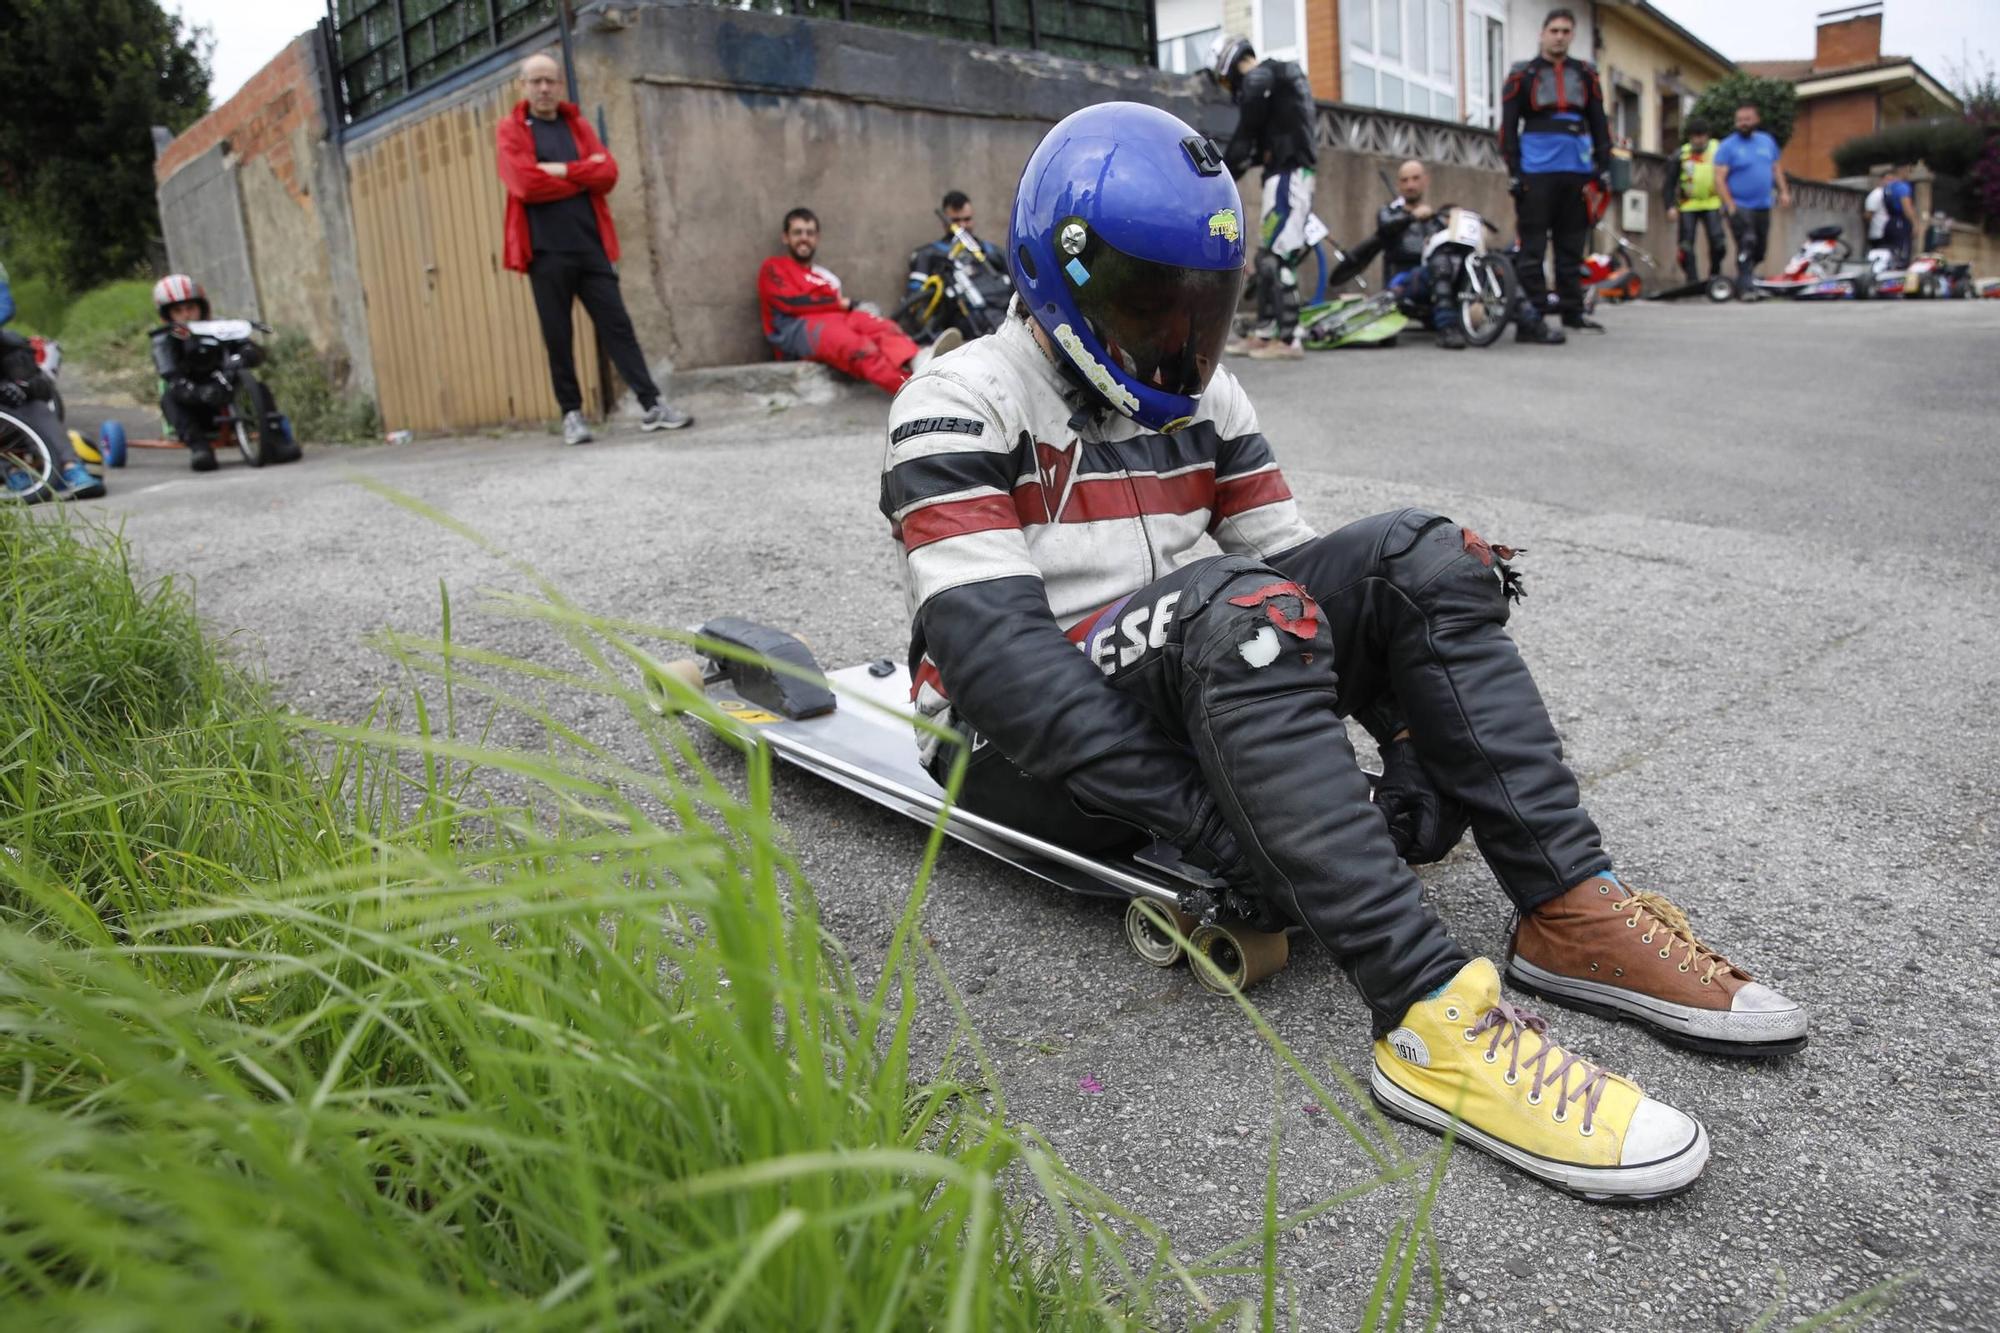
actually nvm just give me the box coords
[1247,336,1304,361]
[1506,874,1807,1058]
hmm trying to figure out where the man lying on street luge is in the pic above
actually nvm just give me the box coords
[880,102,1806,1202]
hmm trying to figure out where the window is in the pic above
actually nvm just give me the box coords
[1343,0,1456,120]
[1157,25,1222,75]
[1615,86,1642,146]
[1463,3,1505,128]
[1258,0,1304,63]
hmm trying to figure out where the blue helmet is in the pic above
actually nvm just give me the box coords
[1009,102,1246,433]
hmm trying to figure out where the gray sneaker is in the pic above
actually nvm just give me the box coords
[640,401,693,431]
[562,411,593,446]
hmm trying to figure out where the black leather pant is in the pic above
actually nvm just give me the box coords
[1677,209,1727,282]
[957,509,1609,1029]
[1514,172,1590,319]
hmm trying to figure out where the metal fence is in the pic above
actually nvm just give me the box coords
[328,0,557,122]
[703,0,1156,67]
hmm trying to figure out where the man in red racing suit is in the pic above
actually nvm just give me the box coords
[758,207,944,395]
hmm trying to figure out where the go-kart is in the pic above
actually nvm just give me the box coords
[94,320,300,469]
[1755,224,1877,300]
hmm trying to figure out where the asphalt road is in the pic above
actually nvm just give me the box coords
[68,297,2000,1330]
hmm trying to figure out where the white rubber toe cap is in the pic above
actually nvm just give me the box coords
[1732,981,1800,1015]
[1622,1097,1703,1167]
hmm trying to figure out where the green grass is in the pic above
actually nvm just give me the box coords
[3,270,69,339]
[47,279,158,401]
[0,502,1913,1330]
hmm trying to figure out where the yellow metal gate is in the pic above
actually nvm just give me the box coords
[347,83,602,433]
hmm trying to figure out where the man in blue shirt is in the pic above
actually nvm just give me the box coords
[1879,165,1919,267]
[1714,102,1791,299]
[1498,8,1611,344]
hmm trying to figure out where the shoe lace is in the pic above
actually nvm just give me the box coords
[1467,998,1610,1135]
[1624,890,1735,985]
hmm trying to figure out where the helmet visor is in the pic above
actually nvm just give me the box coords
[1065,232,1244,403]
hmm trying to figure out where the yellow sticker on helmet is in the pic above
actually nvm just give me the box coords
[1208,209,1241,243]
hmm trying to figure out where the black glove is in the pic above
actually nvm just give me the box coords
[0,380,24,408]
[1508,176,1525,202]
[197,380,232,408]
[1178,795,1257,893]
[1373,738,1470,865]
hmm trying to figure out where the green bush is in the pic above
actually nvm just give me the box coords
[1831,118,1989,178]
[260,327,381,443]
[55,278,161,400]
[4,269,69,337]
[1688,74,1799,146]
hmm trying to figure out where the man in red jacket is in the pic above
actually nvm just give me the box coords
[757,207,958,396]
[497,53,690,445]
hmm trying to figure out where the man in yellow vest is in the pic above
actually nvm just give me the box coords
[1666,126,1725,284]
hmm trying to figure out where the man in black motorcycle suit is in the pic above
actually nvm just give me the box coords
[149,274,271,473]
[1372,159,1468,349]
[1210,34,1318,360]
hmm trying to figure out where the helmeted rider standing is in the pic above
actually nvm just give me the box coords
[1208,35,1316,362]
[1373,159,1467,350]
[882,101,1806,1202]
[1500,7,1611,342]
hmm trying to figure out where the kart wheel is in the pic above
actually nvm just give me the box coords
[232,372,269,467]
[1124,899,1195,968]
[1189,922,1289,993]
[1456,252,1519,348]
[99,419,128,467]
[1,409,56,503]
[1706,276,1736,302]
[644,658,708,716]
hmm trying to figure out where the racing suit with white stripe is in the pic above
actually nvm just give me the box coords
[882,307,1608,1027]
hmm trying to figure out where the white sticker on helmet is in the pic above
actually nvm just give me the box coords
[1052,323,1141,415]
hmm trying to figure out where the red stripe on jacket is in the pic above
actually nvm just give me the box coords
[1209,469,1294,531]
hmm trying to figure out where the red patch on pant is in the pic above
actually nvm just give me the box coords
[1227,581,1322,640]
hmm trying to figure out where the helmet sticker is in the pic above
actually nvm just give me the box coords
[1159,415,1195,434]
[1059,222,1088,256]
[1064,259,1090,285]
[1052,323,1140,415]
[1207,209,1241,243]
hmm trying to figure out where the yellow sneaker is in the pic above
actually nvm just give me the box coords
[1371,958,1709,1202]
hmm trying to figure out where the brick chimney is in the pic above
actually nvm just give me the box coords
[1813,2,1883,73]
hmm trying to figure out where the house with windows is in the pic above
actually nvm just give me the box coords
[1592,0,1733,155]
[1740,3,1962,182]
[1156,2,1660,133]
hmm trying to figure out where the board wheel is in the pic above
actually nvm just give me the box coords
[1189,922,1289,994]
[644,658,708,716]
[1123,899,1196,968]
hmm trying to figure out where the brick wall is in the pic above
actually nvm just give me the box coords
[1789,89,1878,181]
[1812,11,1881,74]
[1306,0,1339,101]
[154,35,319,202]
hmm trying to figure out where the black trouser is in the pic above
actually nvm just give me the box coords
[161,391,218,449]
[954,509,1609,1030]
[1514,172,1590,320]
[527,247,659,415]
[1731,208,1772,294]
[4,397,80,472]
[1677,209,1727,282]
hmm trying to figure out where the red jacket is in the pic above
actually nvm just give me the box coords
[496,100,620,273]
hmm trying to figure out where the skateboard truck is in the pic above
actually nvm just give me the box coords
[695,617,836,720]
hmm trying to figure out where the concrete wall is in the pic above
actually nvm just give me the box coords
[577,1,1240,372]
[154,33,376,394]
[157,145,261,321]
